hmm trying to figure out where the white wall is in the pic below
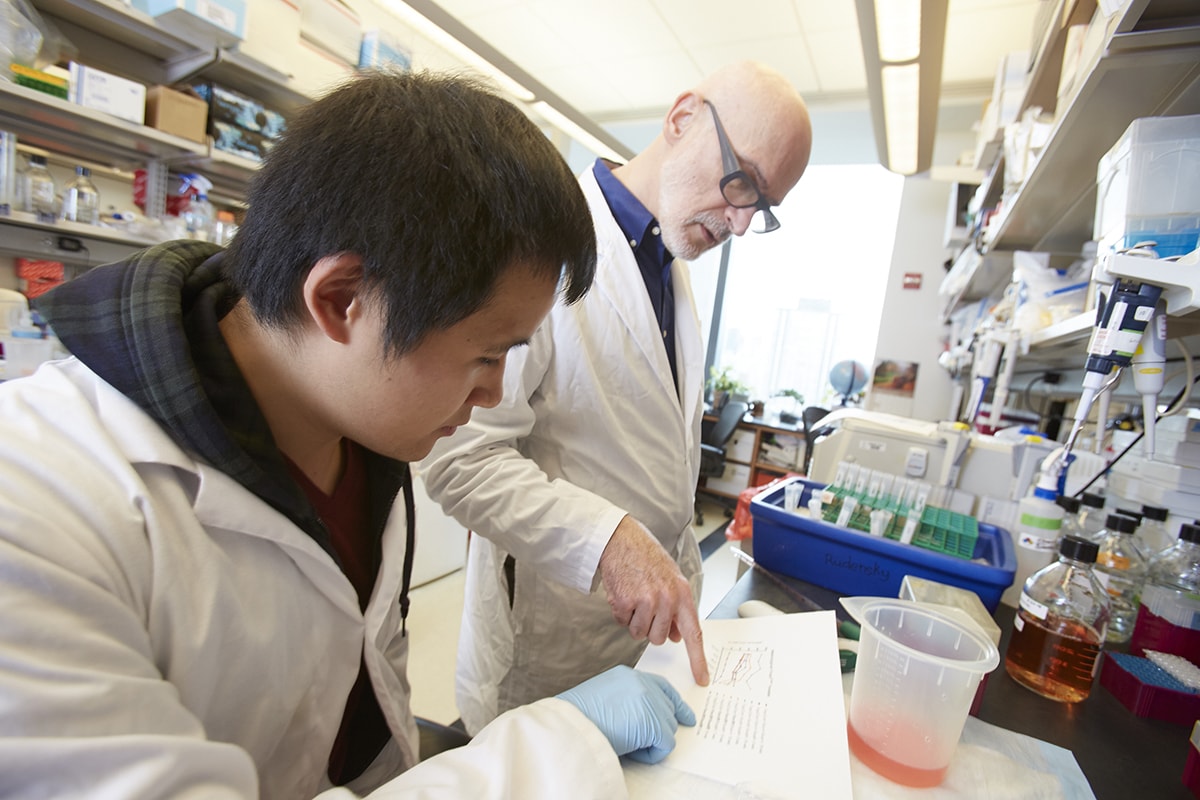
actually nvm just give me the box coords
[867,178,956,421]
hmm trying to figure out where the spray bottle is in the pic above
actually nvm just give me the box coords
[1001,447,1069,608]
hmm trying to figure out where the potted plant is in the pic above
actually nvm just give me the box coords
[773,388,804,424]
[708,366,750,410]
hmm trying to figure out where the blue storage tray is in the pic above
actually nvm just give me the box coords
[749,477,1016,612]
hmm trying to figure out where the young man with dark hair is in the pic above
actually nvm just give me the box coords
[0,70,692,798]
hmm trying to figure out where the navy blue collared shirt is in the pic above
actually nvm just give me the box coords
[592,158,678,389]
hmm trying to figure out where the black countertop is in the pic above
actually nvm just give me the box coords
[708,566,1195,800]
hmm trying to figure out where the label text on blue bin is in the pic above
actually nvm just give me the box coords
[825,553,890,582]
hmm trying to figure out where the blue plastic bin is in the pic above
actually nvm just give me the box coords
[749,477,1016,613]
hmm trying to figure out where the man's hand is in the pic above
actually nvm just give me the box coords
[599,516,709,686]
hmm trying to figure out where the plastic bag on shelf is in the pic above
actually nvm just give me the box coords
[1011,250,1089,335]
[0,0,43,74]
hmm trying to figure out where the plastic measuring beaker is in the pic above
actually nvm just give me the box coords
[840,596,999,787]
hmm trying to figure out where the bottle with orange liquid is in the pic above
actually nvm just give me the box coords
[1094,513,1150,643]
[1005,535,1111,702]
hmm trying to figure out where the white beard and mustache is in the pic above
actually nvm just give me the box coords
[656,156,731,261]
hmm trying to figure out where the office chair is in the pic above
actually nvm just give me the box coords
[696,400,750,526]
[801,405,831,477]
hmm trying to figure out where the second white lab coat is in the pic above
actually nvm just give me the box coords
[420,164,706,734]
[0,357,625,799]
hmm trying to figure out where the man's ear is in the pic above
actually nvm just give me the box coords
[663,91,704,145]
[302,252,366,345]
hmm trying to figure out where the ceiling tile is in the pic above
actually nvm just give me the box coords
[790,0,861,32]
[528,0,677,58]
[806,29,868,94]
[944,2,1042,83]
[690,38,820,94]
[531,62,637,112]
[651,0,801,47]
[457,4,581,72]
[596,52,708,111]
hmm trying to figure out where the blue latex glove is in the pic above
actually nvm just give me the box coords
[556,665,696,764]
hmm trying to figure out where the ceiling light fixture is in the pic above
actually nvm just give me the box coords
[856,0,948,176]
[377,0,633,162]
[531,102,625,163]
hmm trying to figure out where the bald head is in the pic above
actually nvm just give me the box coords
[615,61,812,260]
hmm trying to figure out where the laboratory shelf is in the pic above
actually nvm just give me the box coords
[984,3,1200,255]
[0,210,162,268]
[1025,310,1092,350]
[0,80,206,170]
[31,0,313,114]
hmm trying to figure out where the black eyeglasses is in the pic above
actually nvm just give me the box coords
[705,100,780,234]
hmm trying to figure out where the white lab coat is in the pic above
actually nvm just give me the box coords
[0,358,625,799]
[420,164,706,735]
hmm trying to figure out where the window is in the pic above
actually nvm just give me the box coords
[695,164,905,409]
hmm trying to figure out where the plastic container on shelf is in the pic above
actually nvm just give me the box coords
[1005,535,1110,703]
[1094,114,1200,257]
[1094,513,1151,644]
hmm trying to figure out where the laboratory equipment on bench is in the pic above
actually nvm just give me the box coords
[1061,243,1200,466]
[809,408,1059,529]
[965,324,1020,434]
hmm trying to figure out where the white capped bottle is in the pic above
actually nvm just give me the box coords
[1002,484,1065,608]
[62,165,99,225]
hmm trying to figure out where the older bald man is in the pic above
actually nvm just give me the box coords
[421,60,813,735]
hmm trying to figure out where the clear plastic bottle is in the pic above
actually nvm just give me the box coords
[62,166,99,225]
[1077,492,1108,542]
[1005,535,1110,703]
[1002,483,1065,608]
[23,155,56,222]
[1093,513,1150,644]
[1137,505,1174,555]
[1130,522,1200,661]
[214,209,238,245]
[184,192,215,241]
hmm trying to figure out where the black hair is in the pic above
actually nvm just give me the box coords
[224,69,596,356]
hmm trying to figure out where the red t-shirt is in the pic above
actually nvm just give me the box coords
[285,442,392,784]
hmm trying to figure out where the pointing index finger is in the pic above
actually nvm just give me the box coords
[676,603,709,686]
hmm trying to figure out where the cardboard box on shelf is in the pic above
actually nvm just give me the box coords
[144,86,208,144]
